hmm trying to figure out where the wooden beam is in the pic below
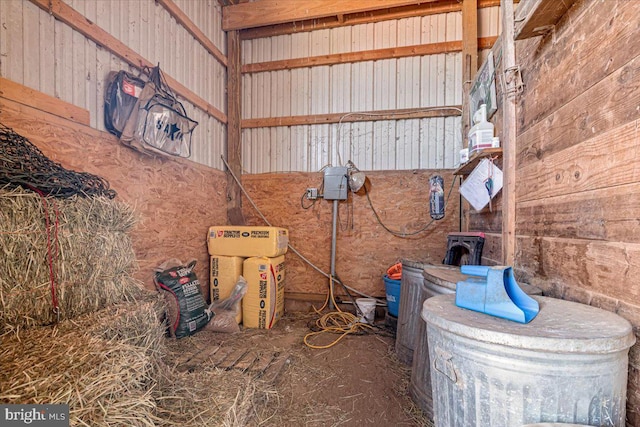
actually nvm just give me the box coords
[241,0,504,40]
[28,0,227,124]
[514,0,577,40]
[0,77,90,126]
[244,40,457,73]
[461,0,478,232]
[226,30,245,225]
[222,0,439,31]
[501,0,516,265]
[156,0,227,67]
[242,37,496,74]
[241,107,462,129]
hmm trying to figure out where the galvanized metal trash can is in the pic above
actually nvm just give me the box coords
[423,294,635,427]
[395,262,460,365]
[409,271,542,419]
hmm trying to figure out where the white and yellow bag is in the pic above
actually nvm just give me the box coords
[210,255,244,324]
[242,256,285,329]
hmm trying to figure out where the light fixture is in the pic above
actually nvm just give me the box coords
[346,161,366,193]
[348,171,366,192]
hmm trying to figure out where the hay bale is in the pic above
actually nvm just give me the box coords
[0,294,273,427]
[0,186,141,331]
[58,292,167,358]
[0,323,160,426]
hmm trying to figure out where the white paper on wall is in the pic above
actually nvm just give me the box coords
[459,158,503,211]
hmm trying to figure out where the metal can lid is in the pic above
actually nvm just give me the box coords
[422,294,635,354]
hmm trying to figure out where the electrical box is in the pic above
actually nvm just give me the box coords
[323,166,348,200]
[306,188,318,200]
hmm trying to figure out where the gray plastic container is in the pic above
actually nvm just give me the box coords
[395,262,459,365]
[409,271,542,419]
[423,294,635,427]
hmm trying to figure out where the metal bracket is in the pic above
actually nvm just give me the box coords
[504,65,524,98]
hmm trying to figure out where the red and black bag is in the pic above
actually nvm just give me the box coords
[154,260,211,338]
[104,70,146,137]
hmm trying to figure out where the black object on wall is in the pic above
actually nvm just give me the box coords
[443,232,485,266]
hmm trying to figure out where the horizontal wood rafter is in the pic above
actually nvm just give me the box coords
[241,0,504,40]
[223,0,439,31]
[28,0,227,124]
[242,37,496,73]
[156,0,227,66]
[241,106,462,128]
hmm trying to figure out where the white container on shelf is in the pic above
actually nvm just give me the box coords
[468,104,494,153]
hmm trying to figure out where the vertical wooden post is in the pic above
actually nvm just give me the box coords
[501,0,516,265]
[226,29,245,225]
[461,0,478,232]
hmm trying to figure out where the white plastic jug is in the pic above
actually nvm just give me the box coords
[468,104,494,153]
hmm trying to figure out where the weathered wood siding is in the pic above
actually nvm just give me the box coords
[468,1,640,423]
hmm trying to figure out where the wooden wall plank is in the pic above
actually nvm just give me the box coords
[223,0,439,31]
[517,183,640,243]
[0,96,227,298]
[517,54,640,167]
[468,204,503,233]
[156,0,227,67]
[242,106,462,128]
[517,120,640,202]
[516,0,640,136]
[467,2,640,420]
[515,235,640,303]
[0,77,90,126]
[27,0,227,124]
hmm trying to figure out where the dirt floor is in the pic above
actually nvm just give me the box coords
[164,311,434,426]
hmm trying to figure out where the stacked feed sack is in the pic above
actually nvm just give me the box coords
[207,226,288,329]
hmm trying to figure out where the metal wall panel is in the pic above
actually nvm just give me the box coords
[0,0,226,169]
[479,6,501,38]
[242,10,489,173]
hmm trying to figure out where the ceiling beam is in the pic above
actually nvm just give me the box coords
[240,0,504,40]
[222,0,438,31]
